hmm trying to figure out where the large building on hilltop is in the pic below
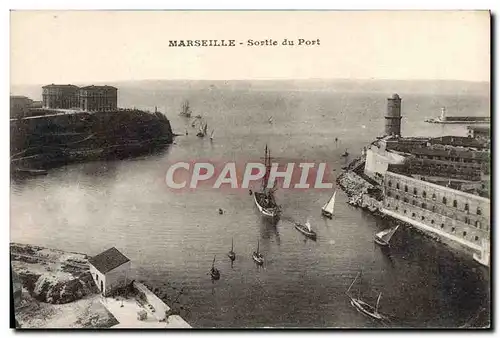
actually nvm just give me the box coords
[42,84,80,109]
[79,85,118,111]
[41,83,118,112]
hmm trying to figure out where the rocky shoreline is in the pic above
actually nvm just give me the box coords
[11,243,118,328]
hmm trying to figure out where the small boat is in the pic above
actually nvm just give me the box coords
[218,208,224,215]
[268,116,273,124]
[374,225,399,247]
[210,255,220,280]
[321,191,336,219]
[228,238,236,261]
[252,240,264,265]
[180,100,192,118]
[341,149,349,157]
[12,168,48,178]
[346,272,385,321]
[195,114,202,119]
[185,129,188,136]
[295,219,317,240]
[197,122,208,138]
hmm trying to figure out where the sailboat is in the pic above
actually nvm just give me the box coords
[252,240,264,265]
[210,129,215,141]
[321,191,336,219]
[295,218,317,240]
[253,145,280,218]
[197,122,208,138]
[228,238,236,261]
[341,149,349,157]
[374,225,400,247]
[346,272,385,321]
[210,255,220,280]
[268,116,273,124]
[180,100,192,118]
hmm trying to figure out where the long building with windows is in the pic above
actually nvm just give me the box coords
[382,171,490,266]
[41,83,118,112]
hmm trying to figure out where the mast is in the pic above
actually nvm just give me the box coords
[257,240,260,254]
[346,272,360,296]
[212,255,216,269]
[262,145,270,190]
[375,292,382,313]
[231,238,234,251]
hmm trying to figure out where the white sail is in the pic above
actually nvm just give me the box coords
[376,225,399,243]
[305,220,312,232]
[210,129,215,139]
[322,191,336,214]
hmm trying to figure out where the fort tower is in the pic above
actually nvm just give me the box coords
[385,93,402,137]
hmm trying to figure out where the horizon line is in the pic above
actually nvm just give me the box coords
[11,78,490,87]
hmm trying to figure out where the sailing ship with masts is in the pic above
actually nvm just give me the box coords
[180,100,192,118]
[253,145,280,218]
[346,272,386,321]
[321,191,336,219]
[295,218,317,240]
[374,225,399,247]
[197,121,208,138]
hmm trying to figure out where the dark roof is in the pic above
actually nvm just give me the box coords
[89,247,130,274]
[80,85,117,90]
[42,84,79,88]
[467,125,490,132]
[428,136,485,148]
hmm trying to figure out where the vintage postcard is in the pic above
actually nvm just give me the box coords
[9,10,490,329]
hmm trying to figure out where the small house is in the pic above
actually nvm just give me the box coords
[89,247,131,297]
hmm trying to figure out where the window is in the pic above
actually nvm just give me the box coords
[451,227,456,233]
[421,203,427,209]
[396,195,400,200]
[413,188,418,195]
[453,200,457,208]
[404,210,407,214]
[441,223,444,229]
[96,275,99,281]
[404,197,409,203]
[442,197,447,205]
[396,183,400,189]
[387,191,391,197]
[404,185,408,193]
[432,193,436,200]
[412,213,416,218]
[464,203,469,212]
[475,236,479,241]
[395,206,399,211]
[421,216,425,221]
[463,231,467,237]
[422,191,427,198]
[464,217,469,224]
[388,180,392,187]
[477,207,482,215]
[431,220,435,224]
[387,203,390,208]
[412,200,416,206]
[432,205,436,212]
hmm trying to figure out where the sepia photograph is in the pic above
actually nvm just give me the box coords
[9,10,491,329]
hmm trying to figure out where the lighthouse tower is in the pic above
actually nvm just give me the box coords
[385,93,402,137]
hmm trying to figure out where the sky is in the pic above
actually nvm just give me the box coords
[10,10,490,85]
